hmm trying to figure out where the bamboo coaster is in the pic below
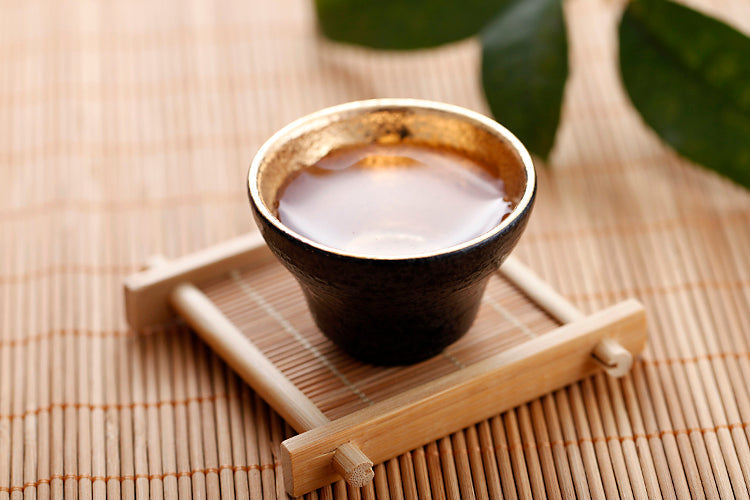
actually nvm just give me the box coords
[123,233,647,497]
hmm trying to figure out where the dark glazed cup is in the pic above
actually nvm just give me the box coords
[248,99,536,365]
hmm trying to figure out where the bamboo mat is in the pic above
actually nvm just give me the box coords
[2,0,750,498]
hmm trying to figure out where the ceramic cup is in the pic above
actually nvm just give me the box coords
[248,99,536,365]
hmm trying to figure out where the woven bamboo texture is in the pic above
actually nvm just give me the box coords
[2,0,750,498]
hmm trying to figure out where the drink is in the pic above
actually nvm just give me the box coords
[276,142,514,257]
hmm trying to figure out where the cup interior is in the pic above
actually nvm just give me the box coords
[248,99,535,258]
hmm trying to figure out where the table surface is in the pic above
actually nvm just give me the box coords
[2,0,750,498]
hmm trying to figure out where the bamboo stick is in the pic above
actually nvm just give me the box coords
[144,333,164,500]
[241,385,262,500]
[0,108,13,500]
[489,416,516,500]
[318,483,335,500]
[333,480,349,500]
[10,326,24,500]
[255,396,278,500]
[21,308,36,500]
[20,243,39,500]
[425,443,446,500]
[450,431,477,500]
[555,386,599,500]
[438,437,460,500]
[36,300,51,500]
[169,329,193,500]
[131,335,148,500]
[529,400,562,499]
[573,381,619,500]
[184,332,208,500]
[593,374,637,499]
[373,464,389,500]
[77,237,92,500]
[503,412,532,499]
[269,410,287,500]
[629,362,683,499]
[386,457,405,500]
[463,426,488,500]
[540,394,576,499]
[197,341,221,499]
[517,405,546,499]
[211,355,236,500]
[156,332,178,499]
[398,450,419,500]
[346,481,362,500]
[63,316,78,500]
[117,334,135,500]
[410,447,433,500]
[475,421,503,500]
[227,372,250,500]
[607,377,662,498]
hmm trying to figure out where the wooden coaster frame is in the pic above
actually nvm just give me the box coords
[123,233,647,497]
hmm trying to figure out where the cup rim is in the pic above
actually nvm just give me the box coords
[248,98,536,261]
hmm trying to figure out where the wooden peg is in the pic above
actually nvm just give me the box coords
[332,443,375,487]
[592,338,634,378]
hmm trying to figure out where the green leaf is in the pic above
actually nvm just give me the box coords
[619,0,750,188]
[314,0,509,50]
[480,0,568,161]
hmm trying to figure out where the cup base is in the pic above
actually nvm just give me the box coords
[303,279,488,366]
[329,331,464,366]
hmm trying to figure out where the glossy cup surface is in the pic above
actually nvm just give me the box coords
[248,99,535,365]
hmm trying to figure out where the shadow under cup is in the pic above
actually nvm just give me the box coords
[248,99,536,365]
